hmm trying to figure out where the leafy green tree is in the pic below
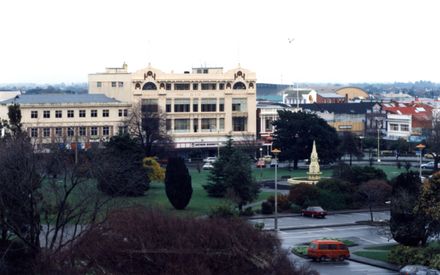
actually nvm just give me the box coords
[391,172,430,246]
[333,164,387,184]
[224,151,259,211]
[203,136,235,197]
[7,103,22,135]
[96,135,150,196]
[165,157,192,210]
[390,138,409,157]
[339,131,363,166]
[272,110,341,169]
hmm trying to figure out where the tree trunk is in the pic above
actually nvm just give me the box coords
[369,204,374,222]
[349,153,352,166]
[293,159,298,170]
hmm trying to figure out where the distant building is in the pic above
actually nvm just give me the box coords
[335,87,369,101]
[0,90,21,102]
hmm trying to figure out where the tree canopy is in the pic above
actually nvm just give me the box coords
[272,110,341,169]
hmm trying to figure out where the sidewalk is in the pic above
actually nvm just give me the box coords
[348,244,400,272]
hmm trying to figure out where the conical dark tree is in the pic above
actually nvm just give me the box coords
[165,157,192,210]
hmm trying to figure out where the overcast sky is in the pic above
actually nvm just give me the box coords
[1,0,439,84]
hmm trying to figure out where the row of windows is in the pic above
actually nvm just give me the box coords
[30,109,128,119]
[29,126,113,138]
[165,117,247,133]
[138,81,253,91]
[159,98,246,113]
[389,123,410,132]
[96,81,124,88]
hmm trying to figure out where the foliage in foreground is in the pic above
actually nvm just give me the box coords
[48,207,317,275]
[389,244,440,269]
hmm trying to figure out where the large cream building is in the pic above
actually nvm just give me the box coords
[88,64,257,149]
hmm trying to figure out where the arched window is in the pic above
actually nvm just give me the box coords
[233,82,246,90]
[142,82,157,90]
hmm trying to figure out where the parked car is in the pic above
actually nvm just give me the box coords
[256,159,265,168]
[307,239,350,262]
[421,161,439,169]
[203,157,217,164]
[399,265,440,275]
[302,206,327,218]
[202,163,214,170]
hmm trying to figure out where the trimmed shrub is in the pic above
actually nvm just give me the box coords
[165,157,192,210]
[209,204,238,218]
[267,194,292,212]
[288,183,320,207]
[261,201,274,214]
[240,206,254,217]
[318,190,347,210]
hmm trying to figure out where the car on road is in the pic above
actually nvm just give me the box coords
[421,161,439,169]
[399,265,440,275]
[203,157,217,164]
[302,206,327,218]
[256,159,265,168]
[202,163,214,170]
[307,239,350,262]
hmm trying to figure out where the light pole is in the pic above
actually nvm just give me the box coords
[272,148,281,231]
[259,147,263,178]
[377,120,381,163]
[416,144,426,180]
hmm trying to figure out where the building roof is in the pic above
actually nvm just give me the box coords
[300,102,376,114]
[317,92,345,98]
[0,94,123,105]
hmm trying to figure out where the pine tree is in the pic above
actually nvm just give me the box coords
[165,157,192,210]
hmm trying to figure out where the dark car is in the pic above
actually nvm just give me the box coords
[302,206,327,218]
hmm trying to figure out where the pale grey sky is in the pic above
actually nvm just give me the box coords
[1,0,439,84]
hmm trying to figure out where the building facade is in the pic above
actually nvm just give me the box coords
[89,64,257,149]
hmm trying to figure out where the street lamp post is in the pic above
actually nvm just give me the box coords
[259,147,263,178]
[272,148,281,231]
[377,121,381,163]
[416,144,426,180]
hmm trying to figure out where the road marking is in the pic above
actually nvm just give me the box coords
[358,237,380,244]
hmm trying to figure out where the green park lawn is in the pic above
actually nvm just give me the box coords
[353,244,397,262]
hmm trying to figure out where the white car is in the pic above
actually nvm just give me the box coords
[421,161,439,169]
[202,163,214,170]
[203,157,217,163]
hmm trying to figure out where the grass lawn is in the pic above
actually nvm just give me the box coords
[353,243,398,262]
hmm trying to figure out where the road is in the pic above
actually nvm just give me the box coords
[250,212,397,274]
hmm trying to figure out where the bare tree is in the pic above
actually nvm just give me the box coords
[426,111,440,171]
[359,179,392,222]
[124,100,173,157]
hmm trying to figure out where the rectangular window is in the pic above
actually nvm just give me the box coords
[174,119,190,132]
[142,99,159,113]
[219,83,225,90]
[103,126,110,136]
[91,126,98,136]
[102,109,109,117]
[166,119,172,131]
[201,118,217,132]
[43,110,50,118]
[124,109,128,117]
[111,81,117,87]
[166,83,172,90]
[79,127,86,136]
[401,124,409,132]
[118,109,123,117]
[192,83,198,90]
[232,98,247,112]
[166,99,172,113]
[55,110,62,118]
[201,98,216,112]
[118,126,128,135]
[118,81,124,87]
[31,111,38,119]
[193,119,198,132]
[79,110,86,117]
[233,117,247,131]
[201,83,216,90]
[55,127,62,137]
[192,99,198,112]
[43,128,50,137]
[390,123,399,131]
[174,98,190,112]
[219,118,224,130]
[30,128,38,137]
[219,98,224,112]
[67,110,74,118]
[91,110,97,117]
[97,82,102,88]
[175,83,190,90]
[265,118,273,132]
[67,127,74,137]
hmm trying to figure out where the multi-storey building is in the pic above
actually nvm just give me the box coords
[89,64,257,150]
[0,94,130,146]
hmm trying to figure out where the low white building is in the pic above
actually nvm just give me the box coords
[386,113,412,140]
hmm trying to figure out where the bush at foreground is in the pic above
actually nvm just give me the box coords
[49,207,317,275]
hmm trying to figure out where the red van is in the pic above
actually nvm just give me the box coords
[307,240,350,262]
